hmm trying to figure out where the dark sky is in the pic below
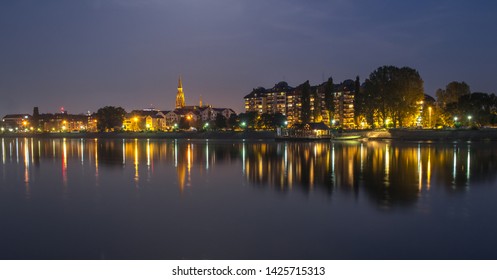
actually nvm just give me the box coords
[1,0,496,115]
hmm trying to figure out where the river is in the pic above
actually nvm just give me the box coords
[1,137,497,259]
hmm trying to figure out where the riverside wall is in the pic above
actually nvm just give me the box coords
[2,128,497,141]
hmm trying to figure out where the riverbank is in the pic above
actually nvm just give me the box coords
[2,128,497,141]
[0,130,277,140]
[385,128,497,141]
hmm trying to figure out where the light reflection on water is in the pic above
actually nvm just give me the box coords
[1,137,497,259]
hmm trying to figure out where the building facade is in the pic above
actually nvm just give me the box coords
[244,79,356,128]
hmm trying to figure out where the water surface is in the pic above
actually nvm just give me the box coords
[1,137,497,259]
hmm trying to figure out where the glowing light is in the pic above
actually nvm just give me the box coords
[134,139,139,182]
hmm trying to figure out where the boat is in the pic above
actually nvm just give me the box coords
[332,134,363,141]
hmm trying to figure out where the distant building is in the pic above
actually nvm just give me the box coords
[1,114,32,132]
[170,76,237,129]
[37,111,90,132]
[123,109,166,131]
[244,79,356,128]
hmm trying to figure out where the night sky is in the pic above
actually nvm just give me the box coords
[1,0,496,115]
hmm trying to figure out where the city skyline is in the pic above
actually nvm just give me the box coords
[1,1,497,115]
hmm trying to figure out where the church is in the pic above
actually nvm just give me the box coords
[123,77,236,131]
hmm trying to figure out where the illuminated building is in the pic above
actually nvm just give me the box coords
[1,114,32,131]
[170,76,236,128]
[243,79,356,128]
[176,76,186,109]
[123,109,167,131]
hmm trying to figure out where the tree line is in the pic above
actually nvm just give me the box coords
[354,66,497,128]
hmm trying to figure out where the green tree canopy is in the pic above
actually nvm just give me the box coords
[96,106,126,132]
[215,114,227,129]
[436,81,470,108]
[363,66,424,128]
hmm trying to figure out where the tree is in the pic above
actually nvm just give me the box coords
[96,106,126,132]
[457,92,497,127]
[178,117,190,130]
[257,113,273,129]
[227,114,238,129]
[324,77,334,113]
[238,111,258,129]
[436,81,470,108]
[363,66,424,128]
[272,112,287,128]
[300,80,311,123]
[215,114,227,129]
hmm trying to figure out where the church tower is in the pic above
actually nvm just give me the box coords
[176,76,185,109]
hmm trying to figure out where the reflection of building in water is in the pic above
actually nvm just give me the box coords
[2,138,497,205]
[241,141,497,207]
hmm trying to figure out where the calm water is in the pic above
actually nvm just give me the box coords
[1,137,497,259]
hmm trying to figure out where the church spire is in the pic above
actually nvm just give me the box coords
[176,76,185,109]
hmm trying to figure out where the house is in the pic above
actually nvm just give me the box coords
[123,110,167,131]
[1,114,32,132]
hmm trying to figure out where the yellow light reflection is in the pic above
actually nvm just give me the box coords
[452,145,457,187]
[427,147,431,190]
[122,139,126,165]
[146,139,151,167]
[30,138,34,164]
[385,144,390,186]
[174,140,178,167]
[187,143,192,187]
[417,144,422,191]
[16,138,19,164]
[80,139,84,164]
[62,138,67,186]
[134,139,139,183]
[24,138,30,183]
[94,138,99,180]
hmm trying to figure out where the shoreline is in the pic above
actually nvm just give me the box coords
[2,128,497,141]
[0,130,277,140]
